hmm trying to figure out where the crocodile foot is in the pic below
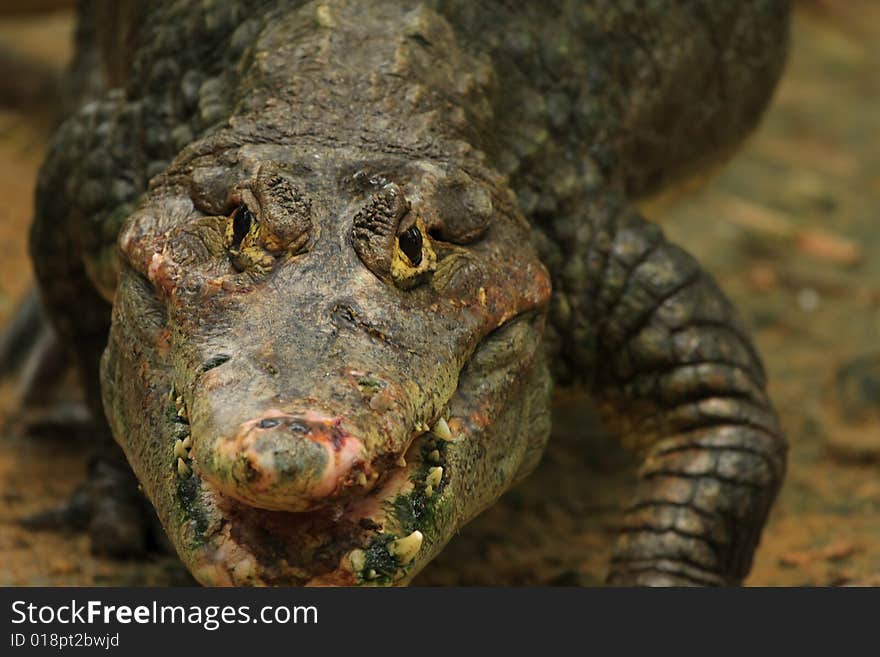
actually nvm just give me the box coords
[20,447,162,558]
[0,287,93,437]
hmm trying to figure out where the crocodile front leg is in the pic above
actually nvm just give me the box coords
[549,193,787,586]
[24,90,156,556]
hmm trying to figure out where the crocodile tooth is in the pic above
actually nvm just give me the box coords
[356,472,368,486]
[175,395,184,409]
[177,457,191,478]
[173,439,188,460]
[424,485,434,498]
[427,449,441,463]
[348,549,366,573]
[426,466,443,487]
[396,456,407,468]
[432,417,452,441]
[182,435,192,450]
[388,530,423,565]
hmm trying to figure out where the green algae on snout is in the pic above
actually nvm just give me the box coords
[359,533,398,583]
[356,376,384,396]
[354,461,453,584]
[175,474,211,541]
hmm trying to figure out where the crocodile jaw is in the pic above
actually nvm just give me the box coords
[103,281,550,586]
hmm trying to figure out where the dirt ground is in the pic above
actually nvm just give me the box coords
[0,3,878,586]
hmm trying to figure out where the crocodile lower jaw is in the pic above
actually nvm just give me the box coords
[181,414,452,586]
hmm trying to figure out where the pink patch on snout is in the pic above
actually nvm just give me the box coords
[147,252,165,282]
[232,409,366,501]
[296,410,365,498]
[147,252,177,296]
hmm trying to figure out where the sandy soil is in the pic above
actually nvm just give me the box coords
[0,4,878,586]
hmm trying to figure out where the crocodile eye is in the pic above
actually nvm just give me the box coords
[398,226,423,266]
[231,204,254,248]
[352,183,435,288]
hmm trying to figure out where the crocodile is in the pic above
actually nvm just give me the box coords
[20,0,789,586]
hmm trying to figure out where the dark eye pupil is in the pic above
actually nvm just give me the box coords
[232,205,253,247]
[399,226,423,265]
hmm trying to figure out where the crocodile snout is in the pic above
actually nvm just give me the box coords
[194,410,366,512]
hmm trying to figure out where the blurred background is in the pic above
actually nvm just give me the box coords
[0,1,878,585]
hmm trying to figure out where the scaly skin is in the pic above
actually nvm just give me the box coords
[28,0,789,585]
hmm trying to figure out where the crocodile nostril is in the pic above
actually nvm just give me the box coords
[289,420,310,434]
[255,417,311,432]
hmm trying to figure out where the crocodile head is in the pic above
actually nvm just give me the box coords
[103,138,552,585]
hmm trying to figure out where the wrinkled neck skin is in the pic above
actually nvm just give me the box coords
[102,1,553,586]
